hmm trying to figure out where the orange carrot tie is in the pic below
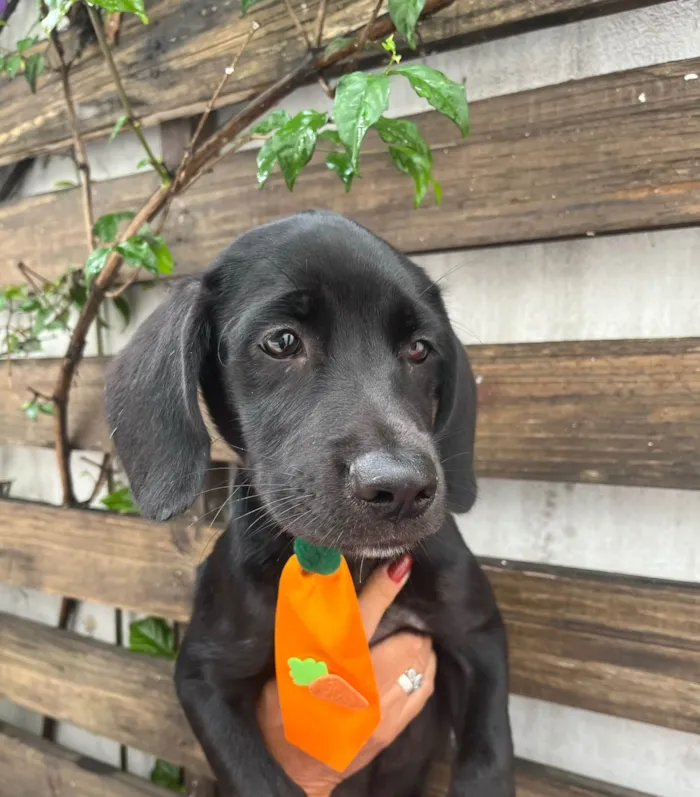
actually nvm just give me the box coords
[274,540,380,772]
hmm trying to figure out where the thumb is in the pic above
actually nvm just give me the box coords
[357,554,413,640]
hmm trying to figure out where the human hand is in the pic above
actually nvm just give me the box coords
[257,555,436,797]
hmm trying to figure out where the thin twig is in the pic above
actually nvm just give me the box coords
[49,26,96,507]
[50,31,94,257]
[313,0,329,46]
[282,0,311,48]
[105,268,141,299]
[355,0,384,59]
[283,0,333,98]
[175,23,260,190]
[79,452,113,507]
[85,4,170,184]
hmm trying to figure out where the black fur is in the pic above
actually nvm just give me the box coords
[105,211,514,796]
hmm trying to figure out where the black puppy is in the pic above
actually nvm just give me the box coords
[105,211,514,797]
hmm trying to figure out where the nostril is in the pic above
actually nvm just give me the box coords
[349,450,438,520]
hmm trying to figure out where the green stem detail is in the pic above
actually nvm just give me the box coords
[294,539,341,575]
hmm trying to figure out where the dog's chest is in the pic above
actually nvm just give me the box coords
[370,603,430,646]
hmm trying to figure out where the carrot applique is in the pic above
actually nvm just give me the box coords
[274,540,380,772]
[288,658,369,710]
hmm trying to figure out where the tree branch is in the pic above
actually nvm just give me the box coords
[50,0,455,488]
[49,31,94,258]
[314,0,330,47]
[85,4,170,184]
[175,23,260,191]
[355,0,385,61]
[79,452,113,507]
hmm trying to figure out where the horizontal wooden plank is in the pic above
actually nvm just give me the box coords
[0,499,205,622]
[0,722,174,797]
[0,611,209,776]
[3,55,700,283]
[2,337,699,489]
[2,499,698,734]
[427,759,655,797]
[483,562,700,735]
[0,0,667,166]
[0,615,672,794]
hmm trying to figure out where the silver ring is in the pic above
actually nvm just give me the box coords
[397,668,424,696]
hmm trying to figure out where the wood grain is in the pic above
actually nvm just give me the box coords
[0,499,208,621]
[2,55,700,283]
[2,337,699,490]
[1,499,698,733]
[426,759,655,797]
[0,0,666,166]
[0,722,174,797]
[0,611,209,775]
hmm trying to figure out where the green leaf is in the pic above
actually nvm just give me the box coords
[54,180,78,190]
[240,0,262,12]
[389,0,426,48]
[42,0,75,35]
[256,111,327,190]
[375,117,439,208]
[152,240,174,275]
[84,247,112,283]
[38,402,56,416]
[22,399,39,421]
[87,0,149,24]
[110,114,129,142]
[24,54,46,93]
[5,54,22,79]
[288,657,329,686]
[391,64,469,136]
[129,617,175,658]
[5,334,19,354]
[18,297,41,312]
[323,36,354,59]
[319,129,342,146]
[93,211,136,243]
[32,308,50,337]
[326,151,354,192]
[101,485,139,513]
[251,110,291,136]
[381,33,401,64]
[116,236,158,273]
[136,158,150,170]
[150,759,184,791]
[333,73,390,171]
[112,296,131,329]
[69,281,88,309]
[374,116,431,161]
[5,285,28,300]
[16,37,38,54]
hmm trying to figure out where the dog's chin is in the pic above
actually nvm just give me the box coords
[280,513,443,560]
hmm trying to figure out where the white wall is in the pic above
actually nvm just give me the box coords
[1,0,699,792]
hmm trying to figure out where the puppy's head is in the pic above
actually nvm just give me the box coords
[106,211,477,556]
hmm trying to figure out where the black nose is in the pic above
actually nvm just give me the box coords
[349,451,438,520]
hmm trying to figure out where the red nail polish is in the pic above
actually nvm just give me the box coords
[388,554,413,583]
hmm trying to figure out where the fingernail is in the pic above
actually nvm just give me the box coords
[387,554,413,583]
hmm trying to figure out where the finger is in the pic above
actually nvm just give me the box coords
[376,650,438,749]
[357,554,413,639]
[391,649,438,727]
[371,632,434,693]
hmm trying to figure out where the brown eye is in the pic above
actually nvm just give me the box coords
[262,330,302,358]
[405,340,430,362]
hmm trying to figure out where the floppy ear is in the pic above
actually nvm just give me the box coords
[435,329,478,514]
[105,278,215,521]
